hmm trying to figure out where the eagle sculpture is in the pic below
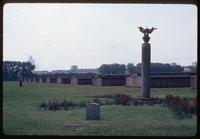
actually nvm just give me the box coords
[138,26,157,35]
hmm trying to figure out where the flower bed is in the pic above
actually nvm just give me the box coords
[165,95,197,118]
[92,93,163,106]
[114,93,133,105]
[39,99,89,111]
[39,94,197,119]
[92,94,114,98]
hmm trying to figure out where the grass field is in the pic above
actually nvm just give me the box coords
[3,81,197,136]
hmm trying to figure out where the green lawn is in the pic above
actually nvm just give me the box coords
[3,81,197,136]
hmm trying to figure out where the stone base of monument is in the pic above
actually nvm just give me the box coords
[134,97,163,105]
[86,103,100,120]
[136,97,158,101]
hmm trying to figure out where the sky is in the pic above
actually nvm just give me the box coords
[3,4,197,71]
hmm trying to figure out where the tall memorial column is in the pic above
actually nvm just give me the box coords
[138,26,157,98]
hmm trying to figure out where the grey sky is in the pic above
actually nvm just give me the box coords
[3,4,197,71]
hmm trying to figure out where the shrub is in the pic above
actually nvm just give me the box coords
[192,97,197,115]
[78,101,88,107]
[165,94,197,118]
[39,99,77,111]
[40,102,46,108]
[114,93,133,105]
[92,98,102,104]
[39,102,48,110]
[104,99,115,105]
[92,94,114,98]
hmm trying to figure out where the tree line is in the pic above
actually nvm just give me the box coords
[98,63,197,75]
[3,61,196,81]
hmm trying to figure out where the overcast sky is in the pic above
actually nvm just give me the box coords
[3,4,197,71]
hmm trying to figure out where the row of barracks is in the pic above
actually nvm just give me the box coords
[23,72,197,89]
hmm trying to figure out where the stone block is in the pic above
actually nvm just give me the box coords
[86,103,100,120]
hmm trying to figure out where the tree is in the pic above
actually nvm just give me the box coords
[27,56,35,65]
[3,61,35,81]
[126,63,135,75]
[98,63,126,75]
[119,64,126,75]
[98,64,111,75]
[150,63,183,73]
[135,63,141,73]
[170,63,183,72]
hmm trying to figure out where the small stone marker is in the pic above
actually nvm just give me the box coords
[86,103,100,120]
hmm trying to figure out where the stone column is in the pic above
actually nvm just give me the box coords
[93,77,102,86]
[57,77,62,84]
[138,26,156,98]
[33,78,36,83]
[191,75,197,89]
[92,78,96,86]
[71,76,78,85]
[126,76,132,87]
[126,75,142,88]
[97,78,102,86]
[137,76,142,88]
[47,78,50,83]
[141,43,151,98]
